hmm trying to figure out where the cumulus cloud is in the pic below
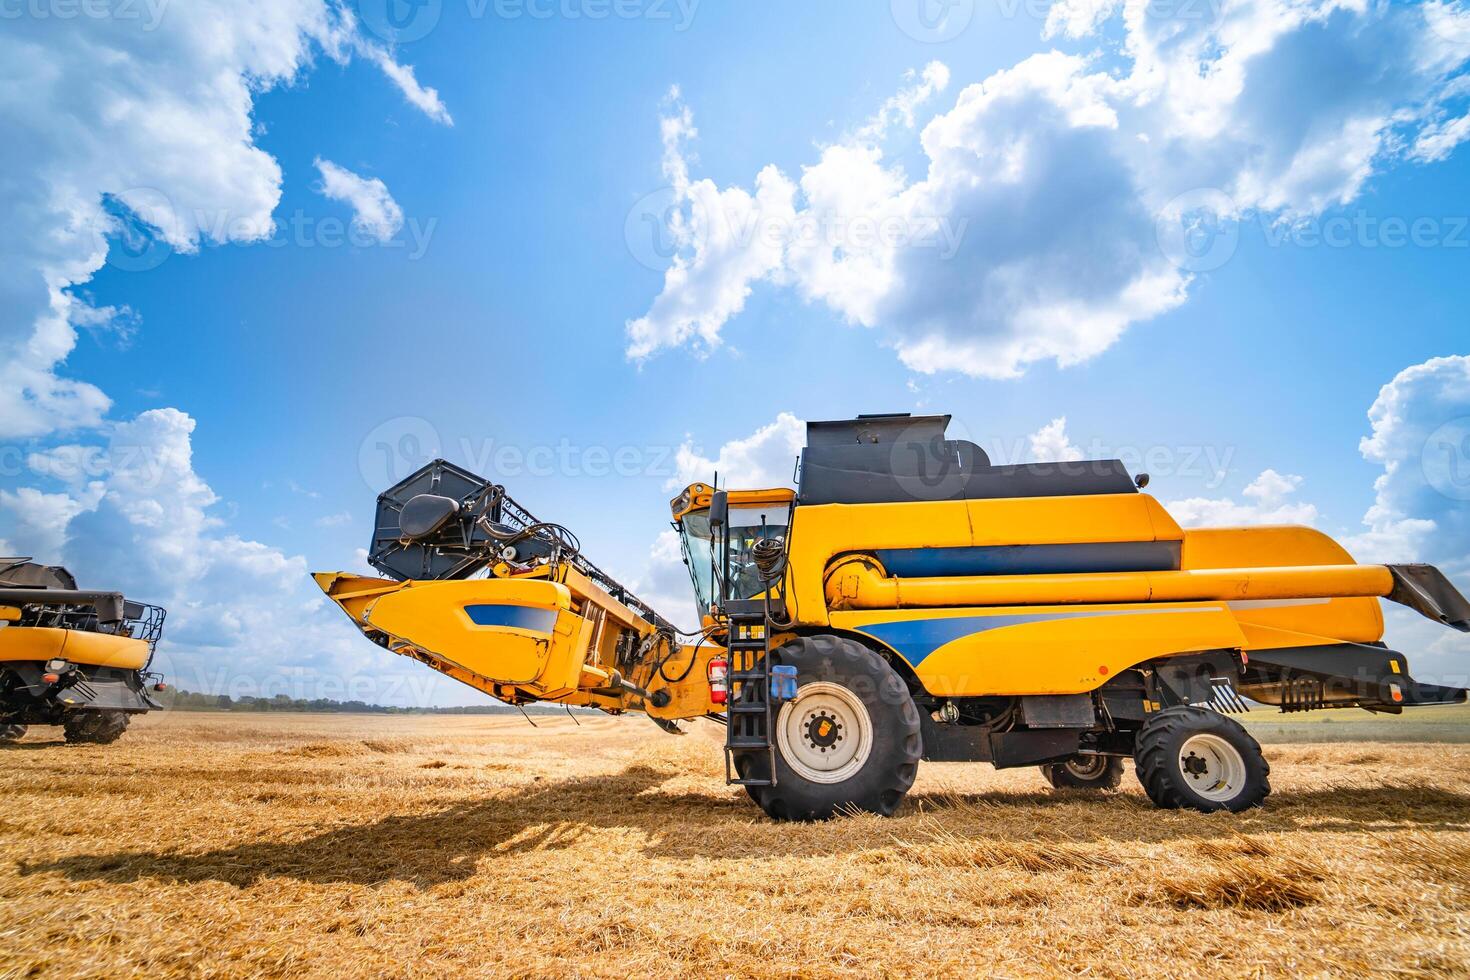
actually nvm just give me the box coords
[314,158,405,242]
[1166,469,1320,527]
[1344,354,1470,567]
[1340,354,1470,682]
[359,43,454,125]
[628,1,1470,377]
[1026,417,1084,463]
[0,1,448,440]
[0,4,455,703]
[667,412,805,490]
[2,409,448,704]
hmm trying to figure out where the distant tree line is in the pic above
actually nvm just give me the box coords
[163,690,556,715]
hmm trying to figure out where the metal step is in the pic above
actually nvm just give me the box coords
[728,702,768,714]
[726,735,773,749]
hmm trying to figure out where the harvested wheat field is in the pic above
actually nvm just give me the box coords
[3,709,1469,978]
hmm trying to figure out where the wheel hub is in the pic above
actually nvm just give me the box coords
[1177,732,1247,802]
[805,711,844,750]
[775,682,874,785]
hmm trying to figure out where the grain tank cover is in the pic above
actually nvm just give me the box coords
[797,413,1137,505]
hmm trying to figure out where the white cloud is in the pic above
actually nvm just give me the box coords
[0,5,456,704]
[1043,0,1121,40]
[628,2,1470,377]
[667,412,805,490]
[1166,469,1320,527]
[1338,353,1470,684]
[1343,354,1470,567]
[0,484,106,559]
[3,409,451,705]
[854,61,951,143]
[315,511,353,528]
[1026,416,1083,463]
[360,43,454,126]
[314,158,405,242]
[626,92,798,361]
[0,2,448,440]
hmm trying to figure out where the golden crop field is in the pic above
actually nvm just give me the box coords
[3,708,1469,979]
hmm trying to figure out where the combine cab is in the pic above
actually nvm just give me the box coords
[0,559,166,744]
[316,414,1470,820]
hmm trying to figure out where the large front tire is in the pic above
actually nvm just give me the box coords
[63,710,129,745]
[1134,706,1269,813]
[738,635,922,821]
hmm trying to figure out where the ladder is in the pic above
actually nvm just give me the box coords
[723,610,776,786]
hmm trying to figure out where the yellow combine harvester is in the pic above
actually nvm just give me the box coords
[0,559,167,744]
[316,414,1470,819]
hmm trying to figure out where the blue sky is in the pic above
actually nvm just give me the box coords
[3,0,1470,704]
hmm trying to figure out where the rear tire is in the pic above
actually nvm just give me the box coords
[739,635,922,821]
[1041,754,1124,791]
[63,710,129,745]
[1134,706,1269,813]
[0,724,26,743]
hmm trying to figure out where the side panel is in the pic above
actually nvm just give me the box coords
[787,494,1183,626]
[833,602,1246,696]
[0,627,149,670]
[1183,526,1385,644]
[362,579,588,690]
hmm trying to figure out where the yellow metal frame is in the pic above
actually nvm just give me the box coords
[0,626,149,671]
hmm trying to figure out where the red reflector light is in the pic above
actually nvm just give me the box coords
[41,673,60,685]
[707,658,729,705]
[153,682,168,692]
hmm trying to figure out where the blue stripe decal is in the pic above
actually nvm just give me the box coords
[854,607,1217,667]
[874,542,1181,578]
[463,604,558,633]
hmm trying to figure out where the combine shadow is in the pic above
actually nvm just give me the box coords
[24,766,1470,890]
[23,765,747,889]
[908,784,1470,838]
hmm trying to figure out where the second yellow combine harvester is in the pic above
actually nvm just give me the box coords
[317,414,1470,820]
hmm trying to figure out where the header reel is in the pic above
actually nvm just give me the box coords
[368,459,672,631]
